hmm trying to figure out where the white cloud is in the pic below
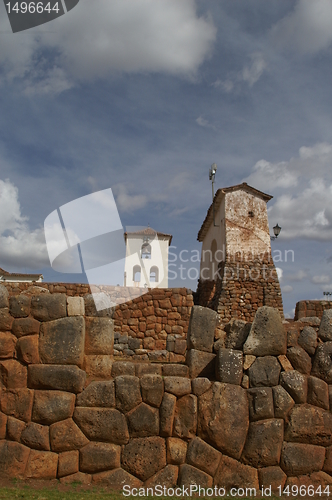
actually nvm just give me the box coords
[282,285,293,293]
[311,275,330,284]
[287,270,308,281]
[114,183,148,213]
[196,116,217,131]
[276,267,283,280]
[0,179,49,269]
[270,0,332,55]
[0,0,216,93]
[241,53,266,87]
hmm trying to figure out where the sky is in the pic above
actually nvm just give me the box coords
[1,0,332,317]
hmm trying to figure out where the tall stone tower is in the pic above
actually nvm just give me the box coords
[124,227,172,288]
[195,182,283,323]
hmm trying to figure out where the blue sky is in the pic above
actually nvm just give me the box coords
[1,0,332,317]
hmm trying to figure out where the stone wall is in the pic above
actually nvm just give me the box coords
[295,300,332,321]
[2,283,332,493]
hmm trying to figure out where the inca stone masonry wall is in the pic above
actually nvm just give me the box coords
[2,283,332,492]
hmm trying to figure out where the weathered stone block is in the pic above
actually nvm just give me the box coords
[112,361,135,377]
[186,349,216,379]
[115,375,142,413]
[280,370,307,404]
[312,342,332,384]
[21,422,50,451]
[278,354,293,371]
[216,348,243,385]
[0,285,9,308]
[92,468,142,488]
[12,317,40,338]
[281,442,326,476]
[122,437,166,481]
[0,411,7,439]
[140,374,163,407]
[323,445,332,475]
[0,332,16,359]
[187,306,217,353]
[173,394,197,439]
[247,387,274,421]
[7,416,26,441]
[186,436,221,476]
[191,378,211,396]
[178,464,213,488]
[39,316,85,367]
[84,294,113,318]
[0,388,33,422]
[0,309,13,331]
[284,404,332,446]
[76,381,115,408]
[224,319,251,350]
[32,390,76,425]
[85,317,113,355]
[214,454,259,490]
[160,392,176,437]
[50,418,89,452]
[16,335,39,365]
[0,440,30,477]
[198,382,249,459]
[30,293,66,322]
[127,402,159,437]
[58,450,79,478]
[136,363,162,377]
[0,359,27,389]
[28,364,86,393]
[242,418,284,467]
[166,437,187,465]
[25,449,58,479]
[164,376,191,397]
[73,407,129,444]
[285,471,332,490]
[248,356,281,387]
[243,306,286,356]
[9,295,30,318]
[67,296,85,316]
[319,309,332,341]
[298,326,317,355]
[308,376,329,410]
[258,466,287,492]
[84,355,112,378]
[287,346,312,375]
[162,364,189,377]
[60,471,92,484]
[272,385,295,420]
[145,465,178,488]
[80,442,121,473]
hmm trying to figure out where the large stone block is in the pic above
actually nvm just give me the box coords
[178,464,213,488]
[16,335,39,365]
[258,466,287,492]
[191,378,211,396]
[318,309,332,341]
[173,394,197,440]
[186,437,221,476]
[160,392,176,437]
[136,363,162,377]
[0,388,33,422]
[76,381,115,408]
[0,308,13,331]
[248,356,281,387]
[84,294,113,318]
[112,361,135,377]
[214,455,259,490]
[247,387,274,421]
[243,306,286,356]
[28,364,86,393]
[284,404,332,446]
[198,382,249,459]
[164,376,191,397]
[21,422,50,451]
[140,375,163,407]
[84,355,113,378]
[12,317,40,338]
[287,346,312,375]
[127,403,159,437]
[58,450,79,478]
[0,359,27,389]
[50,418,89,452]
[9,295,30,318]
[242,418,284,467]
[215,348,243,385]
[67,296,85,316]
[73,407,129,444]
[122,437,166,481]
[312,342,332,384]
[323,445,332,475]
[0,411,7,439]
[0,285,9,308]
[308,376,329,410]
[30,293,67,322]
[7,416,25,442]
[115,375,142,413]
[60,471,92,484]
[32,390,76,425]
[0,332,16,359]
[187,306,217,353]
[145,465,178,489]
[92,468,142,489]
[166,437,187,465]
[272,385,295,420]
[39,316,85,367]
[224,319,251,350]
[298,326,317,355]
[186,349,216,379]
[281,442,326,476]
[162,364,189,377]
[0,440,30,477]
[25,449,58,479]
[280,370,307,404]
[85,317,114,355]
[80,442,121,473]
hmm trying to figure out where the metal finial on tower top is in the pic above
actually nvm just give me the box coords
[209,163,217,226]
